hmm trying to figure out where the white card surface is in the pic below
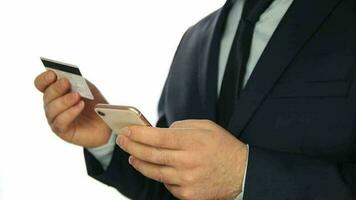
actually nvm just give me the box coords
[40,57,94,100]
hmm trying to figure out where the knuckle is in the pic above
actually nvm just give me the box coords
[149,148,159,162]
[185,119,199,123]
[185,119,201,125]
[152,148,170,165]
[44,104,54,121]
[51,120,64,133]
[171,119,214,129]
[203,119,213,124]
[180,156,195,169]
[201,119,214,126]
[158,150,171,165]
[43,89,51,101]
[141,148,157,163]
[144,148,154,158]
[43,85,57,103]
[45,99,67,123]
[182,173,196,184]
[51,122,60,133]
[148,148,172,166]
[170,120,185,128]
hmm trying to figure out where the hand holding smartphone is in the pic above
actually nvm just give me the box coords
[95,104,152,135]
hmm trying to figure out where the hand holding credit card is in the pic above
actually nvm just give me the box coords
[35,57,113,147]
[40,57,94,100]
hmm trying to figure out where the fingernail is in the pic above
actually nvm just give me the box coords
[69,92,79,100]
[116,135,124,147]
[46,72,54,81]
[74,92,80,99]
[119,127,131,137]
[128,156,133,165]
[59,79,66,87]
[77,101,84,108]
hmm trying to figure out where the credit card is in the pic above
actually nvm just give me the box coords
[40,57,94,100]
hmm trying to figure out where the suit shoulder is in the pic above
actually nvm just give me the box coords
[184,7,222,37]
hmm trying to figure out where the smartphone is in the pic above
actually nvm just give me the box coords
[94,104,152,135]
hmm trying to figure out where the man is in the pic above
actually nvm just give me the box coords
[35,0,356,199]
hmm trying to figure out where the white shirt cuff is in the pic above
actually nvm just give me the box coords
[235,144,249,200]
[86,132,117,170]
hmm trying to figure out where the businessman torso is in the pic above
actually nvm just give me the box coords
[159,0,356,198]
[163,0,356,152]
[85,0,356,199]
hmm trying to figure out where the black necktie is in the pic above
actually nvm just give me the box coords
[217,0,274,127]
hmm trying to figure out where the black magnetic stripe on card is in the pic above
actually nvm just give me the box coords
[41,59,82,76]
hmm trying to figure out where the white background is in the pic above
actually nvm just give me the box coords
[0,0,224,199]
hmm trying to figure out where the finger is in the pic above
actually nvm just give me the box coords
[117,135,180,166]
[121,126,189,150]
[43,78,71,105]
[50,101,85,134]
[45,92,81,124]
[34,70,57,92]
[129,156,180,185]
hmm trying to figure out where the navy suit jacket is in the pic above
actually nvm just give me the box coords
[84,0,356,199]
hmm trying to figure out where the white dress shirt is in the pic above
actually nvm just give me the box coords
[87,0,294,199]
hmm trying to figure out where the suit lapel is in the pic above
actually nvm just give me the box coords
[227,0,343,136]
[198,1,232,120]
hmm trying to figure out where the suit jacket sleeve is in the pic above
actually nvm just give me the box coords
[243,145,356,199]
